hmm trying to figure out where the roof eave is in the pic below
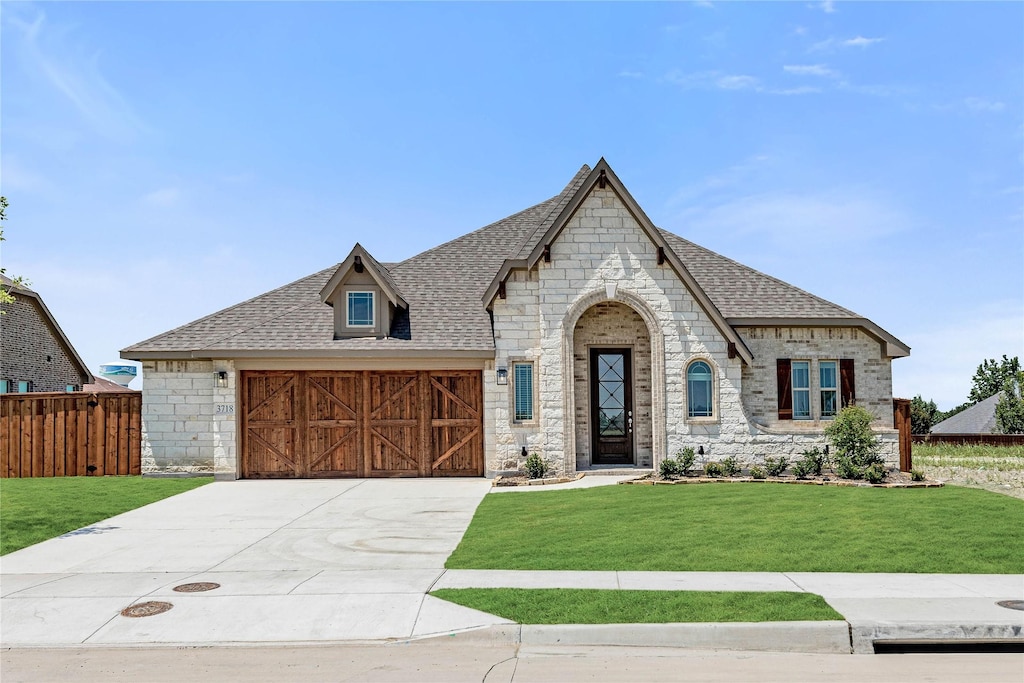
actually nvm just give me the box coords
[122,348,496,361]
[728,317,911,358]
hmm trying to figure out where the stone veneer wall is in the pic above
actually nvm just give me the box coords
[572,302,653,468]
[485,186,899,476]
[139,359,237,477]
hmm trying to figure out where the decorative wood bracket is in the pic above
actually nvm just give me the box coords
[598,169,607,189]
[543,244,551,263]
[728,342,737,359]
[497,280,506,299]
[657,246,666,265]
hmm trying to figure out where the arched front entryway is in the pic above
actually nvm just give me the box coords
[568,299,657,469]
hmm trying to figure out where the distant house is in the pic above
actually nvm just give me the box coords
[0,275,93,393]
[931,393,1001,434]
[122,159,909,479]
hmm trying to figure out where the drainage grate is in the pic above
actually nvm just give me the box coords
[121,601,173,618]
[997,600,1024,611]
[173,582,221,593]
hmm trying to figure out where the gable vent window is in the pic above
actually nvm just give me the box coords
[347,291,375,327]
[513,362,534,422]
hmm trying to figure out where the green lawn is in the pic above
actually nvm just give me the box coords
[430,589,843,624]
[0,476,213,555]
[914,443,1024,472]
[446,484,1024,573]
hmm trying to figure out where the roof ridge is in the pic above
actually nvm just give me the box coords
[658,228,860,318]
[121,265,338,352]
[511,164,592,259]
[393,194,562,268]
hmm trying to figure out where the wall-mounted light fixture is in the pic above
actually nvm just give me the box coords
[823,445,829,456]
[215,371,229,388]
[698,445,705,456]
[496,367,508,385]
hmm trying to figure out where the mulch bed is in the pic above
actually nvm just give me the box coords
[493,473,586,487]
[624,469,943,489]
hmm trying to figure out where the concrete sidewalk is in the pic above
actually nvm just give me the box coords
[2,476,1021,654]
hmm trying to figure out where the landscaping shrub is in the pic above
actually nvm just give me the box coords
[825,405,883,470]
[864,463,888,484]
[749,465,766,480]
[677,447,696,475]
[524,453,549,479]
[703,462,723,478]
[720,456,741,477]
[659,448,697,479]
[911,469,925,482]
[834,457,862,480]
[791,458,814,480]
[763,456,789,477]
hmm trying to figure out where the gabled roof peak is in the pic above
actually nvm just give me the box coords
[319,243,407,309]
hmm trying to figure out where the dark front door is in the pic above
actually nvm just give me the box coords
[590,348,634,465]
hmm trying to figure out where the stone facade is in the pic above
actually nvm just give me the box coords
[485,186,899,477]
[139,359,236,476]
[0,293,88,392]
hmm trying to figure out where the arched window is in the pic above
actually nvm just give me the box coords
[687,361,714,418]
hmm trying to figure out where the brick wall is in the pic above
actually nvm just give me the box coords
[0,294,86,392]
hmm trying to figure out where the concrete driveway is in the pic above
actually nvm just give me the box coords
[0,479,507,646]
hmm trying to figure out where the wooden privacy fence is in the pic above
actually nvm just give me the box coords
[913,433,1024,446]
[1,392,141,478]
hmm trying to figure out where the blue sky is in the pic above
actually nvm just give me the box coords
[2,1,1021,408]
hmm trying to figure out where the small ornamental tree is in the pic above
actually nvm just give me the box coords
[824,405,884,479]
[995,371,1024,434]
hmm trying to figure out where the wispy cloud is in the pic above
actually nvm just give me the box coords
[142,188,182,207]
[663,70,820,96]
[964,97,1006,112]
[5,7,148,141]
[783,64,840,78]
[811,35,884,52]
[618,69,646,80]
[812,0,838,13]
[692,1,715,8]
[667,155,772,207]
[677,190,914,246]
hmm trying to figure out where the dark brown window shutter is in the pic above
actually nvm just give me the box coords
[840,359,856,407]
[777,359,792,420]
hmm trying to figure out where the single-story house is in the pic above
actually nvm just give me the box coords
[931,393,1001,434]
[1,274,93,393]
[121,159,909,479]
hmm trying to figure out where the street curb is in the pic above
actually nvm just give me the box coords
[432,621,853,654]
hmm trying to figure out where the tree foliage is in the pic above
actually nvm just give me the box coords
[910,395,940,434]
[0,196,15,310]
[968,355,1021,404]
[995,371,1024,434]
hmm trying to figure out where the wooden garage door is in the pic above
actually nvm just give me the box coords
[241,370,482,478]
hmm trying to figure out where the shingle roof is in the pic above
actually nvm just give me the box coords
[931,393,1001,434]
[121,163,888,359]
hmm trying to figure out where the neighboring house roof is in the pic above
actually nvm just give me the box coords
[2,274,94,384]
[84,377,136,393]
[931,393,1001,434]
[121,161,909,361]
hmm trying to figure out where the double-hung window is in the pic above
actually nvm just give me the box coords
[791,361,811,420]
[513,362,534,422]
[0,380,8,394]
[819,361,838,419]
[347,291,375,327]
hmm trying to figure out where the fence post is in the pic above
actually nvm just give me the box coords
[893,398,912,472]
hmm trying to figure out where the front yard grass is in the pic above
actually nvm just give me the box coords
[431,588,843,624]
[446,484,1024,573]
[0,476,213,555]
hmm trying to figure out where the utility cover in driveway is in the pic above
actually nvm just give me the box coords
[241,370,483,479]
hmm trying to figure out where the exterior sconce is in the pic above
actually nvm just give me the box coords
[698,445,705,456]
[824,445,829,456]
[496,367,508,385]
[215,371,229,388]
